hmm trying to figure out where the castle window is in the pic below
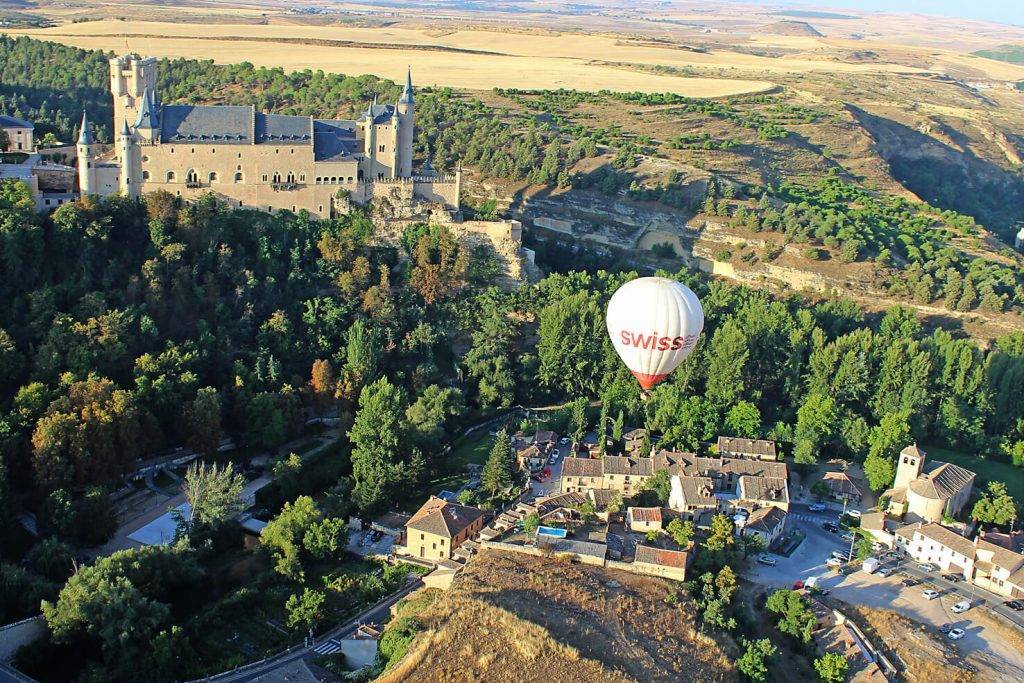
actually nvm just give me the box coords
[211,148,216,154]
[142,170,150,180]
[142,155,149,162]
[237,165,242,170]
[331,177,337,184]
[186,169,197,183]
[292,205,296,212]
[234,172,243,182]
[272,172,281,183]
[299,174,305,182]
[286,172,295,183]
[348,176,353,183]
[275,149,279,154]
[319,205,323,213]
[379,144,385,152]
[191,148,194,153]
[290,149,294,154]
[170,148,174,153]
[238,153,241,158]
[267,206,272,212]
[209,172,218,182]
[167,171,176,181]
[262,174,268,182]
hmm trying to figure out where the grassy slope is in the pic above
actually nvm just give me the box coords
[973,46,1024,64]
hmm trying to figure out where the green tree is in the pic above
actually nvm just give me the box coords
[178,461,245,535]
[260,495,321,580]
[765,589,815,642]
[569,397,589,445]
[523,512,540,535]
[814,652,849,683]
[724,401,761,438]
[286,588,326,632]
[705,321,749,408]
[406,385,464,450]
[303,516,349,558]
[794,392,839,465]
[863,451,896,492]
[736,638,777,682]
[666,518,695,547]
[537,292,604,397]
[26,537,75,583]
[481,428,514,496]
[971,481,1018,526]
[185,387,222,458]
[349,378,415,513]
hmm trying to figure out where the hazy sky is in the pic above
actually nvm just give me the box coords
[779,1,1024,26]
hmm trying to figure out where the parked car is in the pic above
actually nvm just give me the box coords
[757,555,777,566]
[792,580,805,590]
[951,601,971,614]
[808,502,827,512]
[939,623,953,634]
[371,529,384,543]
[559,437,570,444]
[826,557,843,568]
[878,566,896,577]
[942,573,962,583]
[1003,600,1024,611]
[548,455,557,465]
[871,542,884,552]
[840,532,855,543]
[917,562,938,572]
[844,509,862,519]
[551,449,560,457]
[947,628,966,641]
[822,522,840,533]
[922,589,940,600]
[901,577,920,587]
[832,550,852,561]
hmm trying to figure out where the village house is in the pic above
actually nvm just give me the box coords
[818,471,865,505]
[627,507,663,533]
[668,475,718,521]
[717,436,777,461]
[740,506,788,547]
[403,497,488,562]
[622,428,648,454]
[882,444,974,523]
[632,545,691,581]
[1,114,34,152]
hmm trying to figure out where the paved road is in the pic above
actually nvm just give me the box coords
[198,580,422,683]
[745,506,1024,680]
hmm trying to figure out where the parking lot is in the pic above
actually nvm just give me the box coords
[746,503,1024,680]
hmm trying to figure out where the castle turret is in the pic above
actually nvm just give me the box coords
[134,87,159,143]
[117,118,138,198]
[396,67,414,178]
[76,111,97,196]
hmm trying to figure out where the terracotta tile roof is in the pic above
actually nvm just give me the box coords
[910,461,975,501]
[538,537,607,559]
[694,456,788,479]
[588,488,618,509]
[603,456,654,476]
[406,497,487,538]
[883,486,907,504]
[895,522,921,540]
[634,545,689,568]
[534,492,588,518]
[915,523,974,558]
[534,430,558,445]
[859,512,886,532]
[629,507,663,523]
[901,443,928,460]
[561,457,603,477]
[717,436,777,459]
[744,506,787,533]
[1009,565,1024,588]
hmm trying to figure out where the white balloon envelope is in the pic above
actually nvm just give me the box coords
[606,277,704,390]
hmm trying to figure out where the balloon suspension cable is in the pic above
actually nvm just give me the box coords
[640,389,650,402]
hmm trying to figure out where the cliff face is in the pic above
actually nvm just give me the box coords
[849,105,1024,239]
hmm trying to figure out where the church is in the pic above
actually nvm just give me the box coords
[77,54,460,218]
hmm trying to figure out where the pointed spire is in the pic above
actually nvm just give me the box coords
[400,66,414,105]
[120,117,131,139]
[135,88,158,129]
[77,111,94,145]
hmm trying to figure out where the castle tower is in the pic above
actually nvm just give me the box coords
[76,111,97,196]
[396,67,414,178]
[110,54,157,140]
[117,119,138,198]
[134,88,159,144]
[893,443,926,490]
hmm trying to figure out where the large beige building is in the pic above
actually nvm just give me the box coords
[404,496,488,562]
[78,54,460,217]
[883,444,974,524]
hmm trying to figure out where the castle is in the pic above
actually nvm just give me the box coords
[77,54,460,217]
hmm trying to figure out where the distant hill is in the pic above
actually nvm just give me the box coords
[769,10,858,20]
[973,44,1024,64]
[756,20,824,37]
[379,550,736,682]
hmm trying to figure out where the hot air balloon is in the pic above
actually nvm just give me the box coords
[606,277,704,391]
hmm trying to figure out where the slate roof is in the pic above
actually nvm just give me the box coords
[256,112,312,143]
[738,476,789,504]
[365,102,395,124]
[672,475,717,507]
[634,545,689,568]
[561,457,603,478]
[717,436,776,459]
[744,506,787,534]
[313,120,359,162]
[135,88,158,130]
[910,461,975,501]
[603,456,654,476]
[693,456,788,479]
[0,114,33,129]
[161,104,253,143]
[77,112,93,145]
[406,497,487,538]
